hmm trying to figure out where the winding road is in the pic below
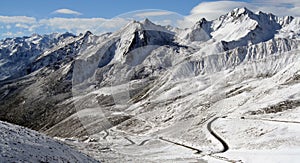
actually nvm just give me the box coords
[103,130,109,140]
[243,117,300,124]
[124,137,136,145]
[206,117,229,153]
[157,116,230,155]
[158,137,202,154]
[138,139,150,146]
[114,115,299,162]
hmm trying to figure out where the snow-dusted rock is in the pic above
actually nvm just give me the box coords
[0,120,98,162]
[0,7,300,163]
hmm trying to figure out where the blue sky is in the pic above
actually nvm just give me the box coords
[1,0,300,39]
[0,0,203,19]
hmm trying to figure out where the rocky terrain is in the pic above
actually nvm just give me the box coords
[0,7,300,162]
[0,121,98,162]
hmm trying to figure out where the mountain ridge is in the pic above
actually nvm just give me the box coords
[0,7,300,162]
[1,8,299,82]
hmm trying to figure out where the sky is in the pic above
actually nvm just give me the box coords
[1,0,300,39]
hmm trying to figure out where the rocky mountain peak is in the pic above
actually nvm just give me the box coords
[229,7,253,17]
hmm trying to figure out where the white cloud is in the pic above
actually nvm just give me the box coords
[153,19,172,26]
[251,1,300,16]
[6,25,11,29]
[38,17,130,34]
[39,17,106,33]
[2,31,23,37]
[97,17,130,29]
[252,0,300,5]
[15,23,38,32]
[176,18,195,29]
[134,11,174,18]
[52,9,82,16]
[187,0,300,22]
[2,32,13,37]
[0,16,36,24]
[15,23,30,29]
[0,14,131,38]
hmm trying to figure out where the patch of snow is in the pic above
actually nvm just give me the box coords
[0,121,98,162]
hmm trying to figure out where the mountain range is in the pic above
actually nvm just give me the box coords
[0,7,300,162]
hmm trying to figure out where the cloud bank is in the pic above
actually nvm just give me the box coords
[186,0,300,21]
[133,11,174,18]
[0,16,36,24]
[52,9,82,16]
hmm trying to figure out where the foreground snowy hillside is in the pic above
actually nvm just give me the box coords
[0,7,300,162]
[0,120,98,162]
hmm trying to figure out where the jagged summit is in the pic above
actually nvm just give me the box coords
[215,7,252,21]
[228,7,254,17]
[119,18,169,33]
[280,15,294,26]
[181,7,283,46]
[142,18,153,25]
[81,30,93,37]
[183,7,287,49]
[182,18,212,42]
[199,17,207,23]
[80,30,94,42]
[194,18,209,28]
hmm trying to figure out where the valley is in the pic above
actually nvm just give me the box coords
[0,7,300,162]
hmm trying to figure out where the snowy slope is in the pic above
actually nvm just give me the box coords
[0,120,98,162]
[277,17,300,40]
[0,7,300,163]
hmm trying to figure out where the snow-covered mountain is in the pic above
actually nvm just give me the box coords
[0,7,300,162]
[182,7,297,50]
[0,32,78,81]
